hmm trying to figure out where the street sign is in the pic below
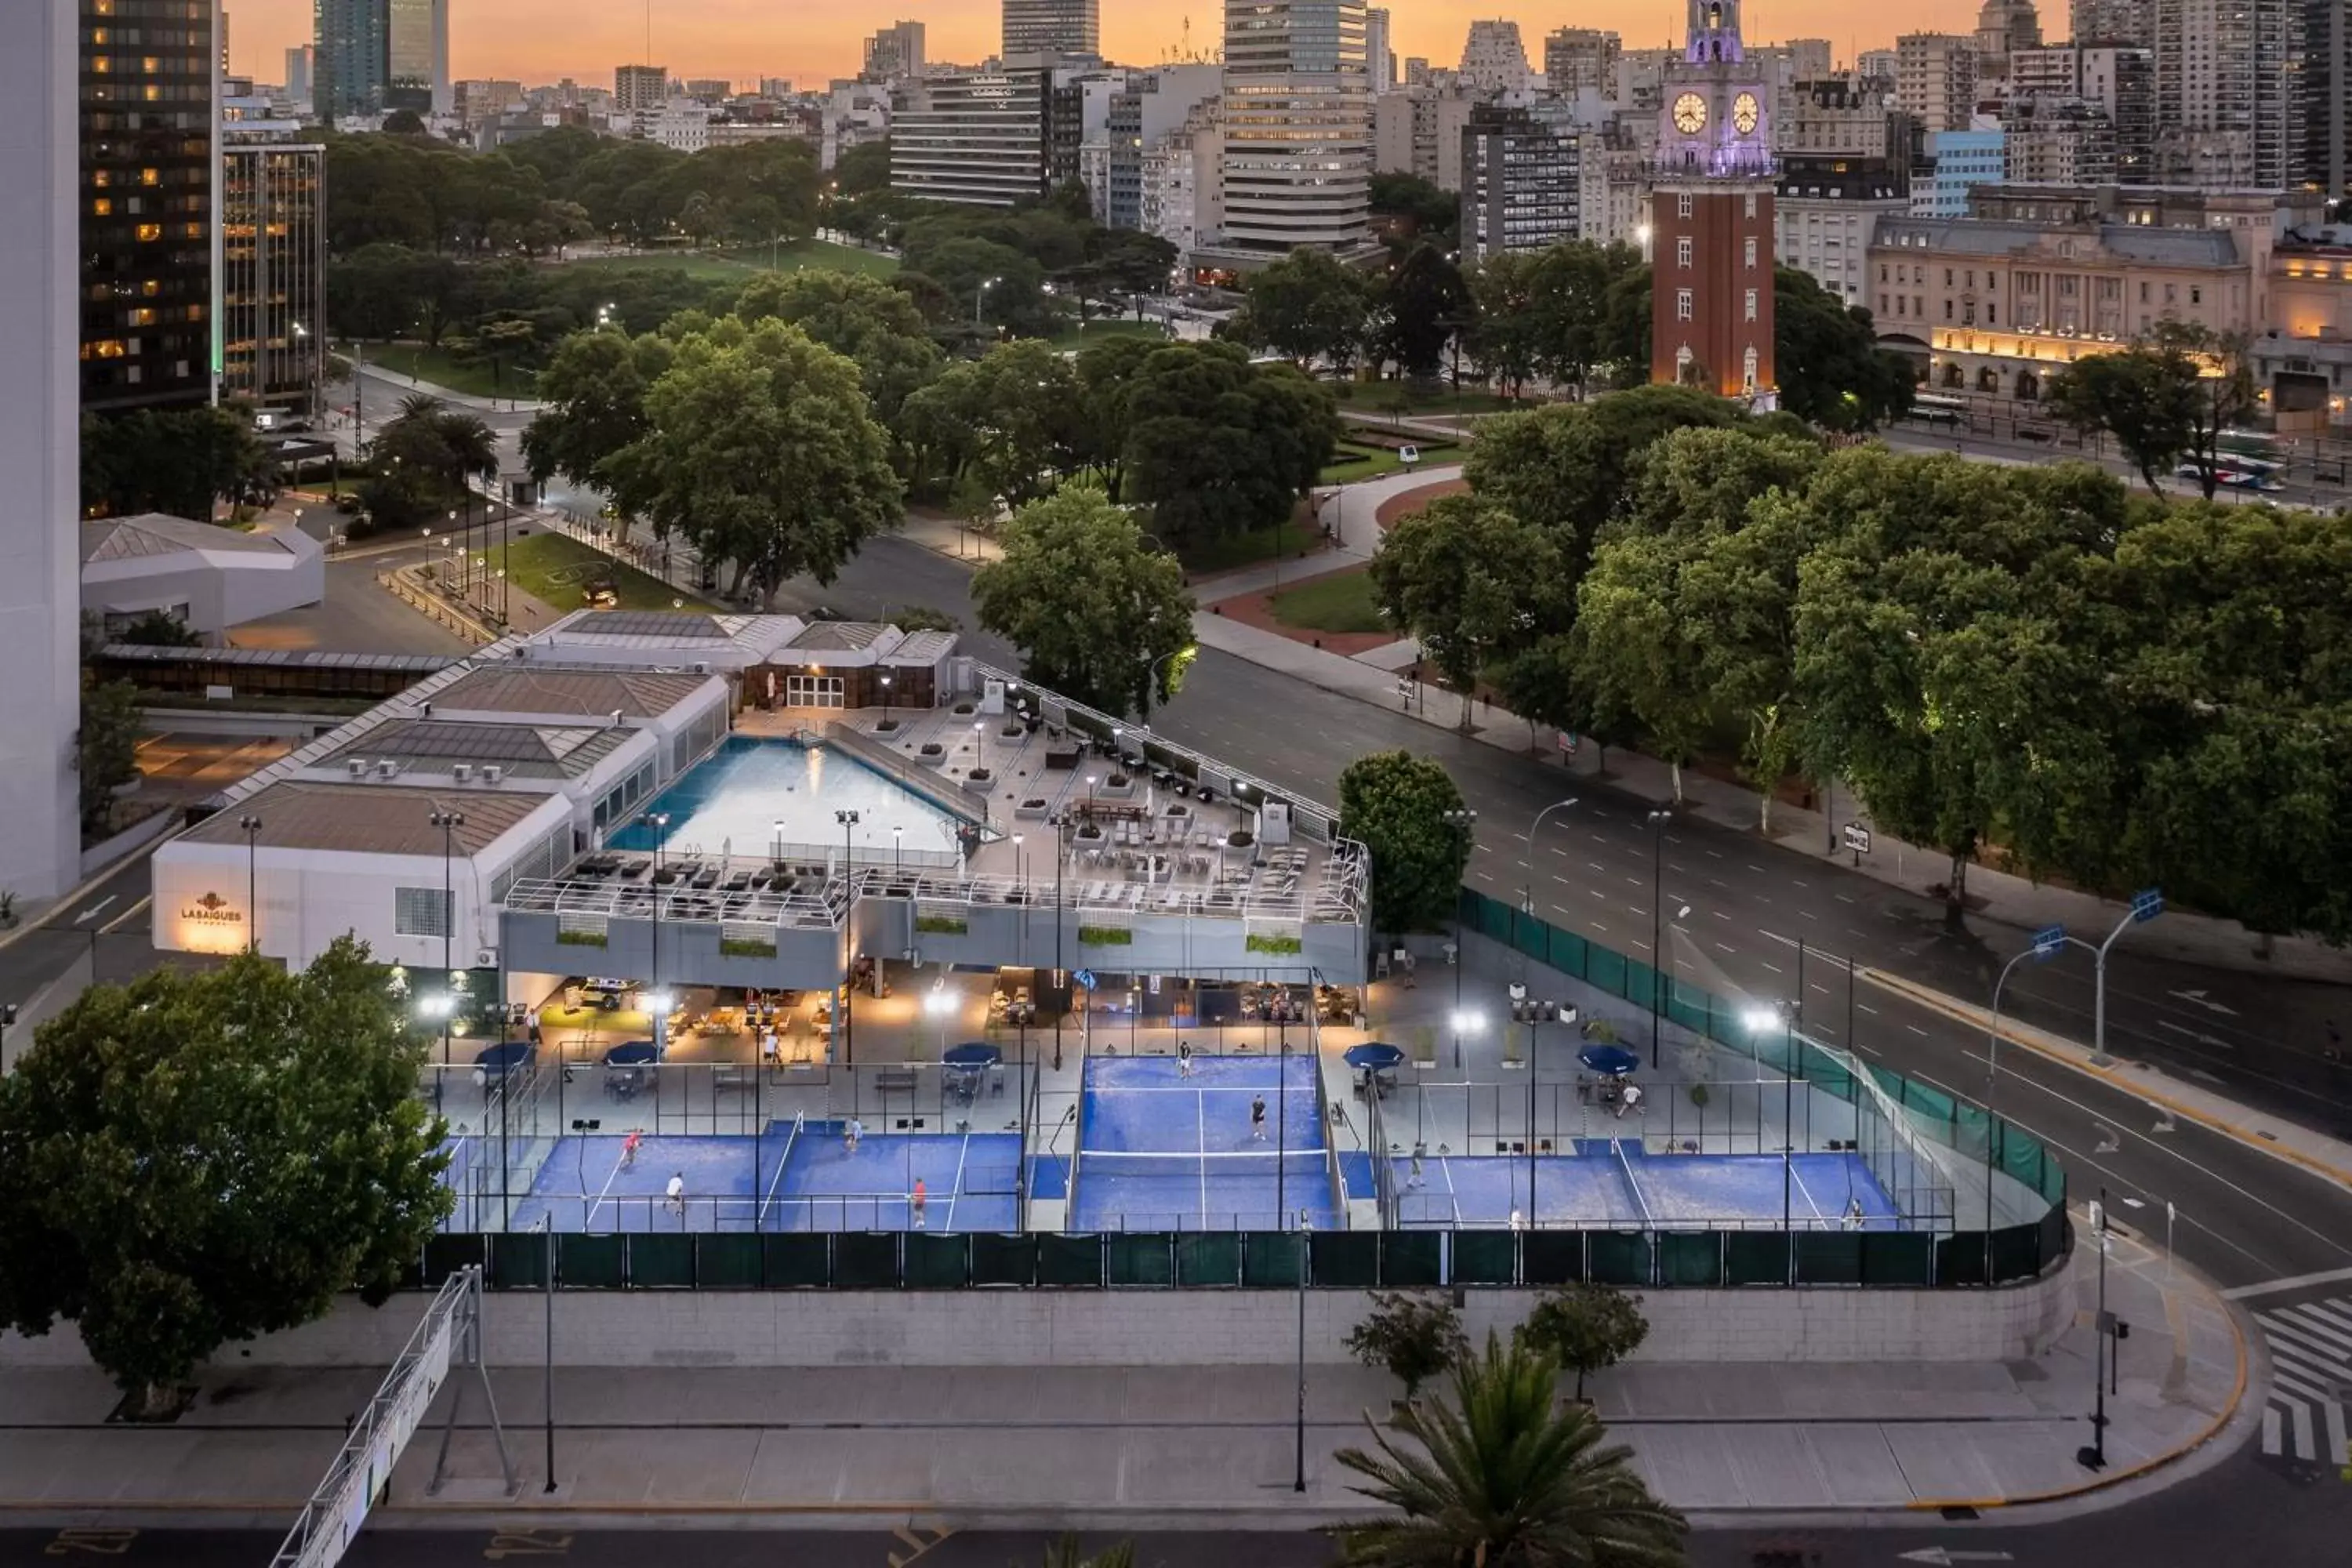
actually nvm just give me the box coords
[2031,923,2067,959]
[1073,969,1097,991]
[1399,444,1421,466]
[1555,731,1579,756]
[1841,822,1872,855]
[2129,887,2164,922]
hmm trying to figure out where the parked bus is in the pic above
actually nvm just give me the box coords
[1907,393,1968,427]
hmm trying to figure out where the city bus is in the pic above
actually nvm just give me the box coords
[2216,428,2286,466]
[1906,393,1968,428]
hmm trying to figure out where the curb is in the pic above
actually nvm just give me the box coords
[1860,966,2352,1196]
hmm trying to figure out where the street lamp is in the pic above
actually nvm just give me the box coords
[1646,808,1672,1066]
[837,808,861,1065]
[973,275,1001,332]
[2080,890,2163,1066]
[771,817,786,870]
[238,814,265,953]
[1145,644,1196,721]
[1450,1007,1483,1073]
[638,810,671,1050]
[1442,808,1477,1051]
[1519,798,1579,916]
[1743,998,1799,1277]
[1049,810,1071,1069]
[1294,1207,1312,1494]
[878,672,893,729]
[429,809,466,1065]
[923,981,955,1058]
[1987,924,2067,1273]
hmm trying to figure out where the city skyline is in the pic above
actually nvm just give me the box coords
[225,0,1984,89]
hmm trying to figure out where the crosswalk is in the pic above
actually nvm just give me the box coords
[2257,1293,2352,1467]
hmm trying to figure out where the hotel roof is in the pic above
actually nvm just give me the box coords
[178,781,555,856]
[430,666,713,719]
[324,718,635,780]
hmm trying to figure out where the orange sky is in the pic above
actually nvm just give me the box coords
[230,2,1981,90]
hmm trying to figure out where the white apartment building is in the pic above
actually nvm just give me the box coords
[1897,34,1978,134]
[2151,0,2300,191]
[1372,89,1475,191]
[1457,19,1530,96]
[891,69,1048,207]
[650,105,712,152]
[1542,28,1620,98]
[1142,109,1222,253]
[1365,7,1394,93]
[1210,0,1373,263]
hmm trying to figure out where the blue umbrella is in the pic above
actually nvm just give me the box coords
[1579,1044,1640,1076]
[602,1040,660,1066]
[1344,1042,1407,1072]
[942,1042,1002,1069]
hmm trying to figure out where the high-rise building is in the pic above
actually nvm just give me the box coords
[0,2,88,900]
[1857,48,1900,83]
[1544,28,1623,98]
[891,69,1050,206]
[2152,0,2301,190]
[863,21,927,83]
[387,0,451,114]
[316,0,447,118]
[1003,0,1100,58]
[1776,151,1908,305]
[1650,0,1778,403]
[81,0,216,413]
[285,45,314,115]
[1459,103,1581,260]
[1911,127,2007,215]
[1105,64,1221,230]
[1364,8,1394,93]
[615,65,668,117]
[1372,88,1476,190]
[1214,0,1373,260]
[218,102,325,416]
[1896,33,1979,133]
[2071,0,2151,44]
[2308,0,2350,200]
[1973,0,2042,81]
[1458,20,1531,96]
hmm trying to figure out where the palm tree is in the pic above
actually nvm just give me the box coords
[1331,1332,1686,1568]
[1036,1535,1134,1568]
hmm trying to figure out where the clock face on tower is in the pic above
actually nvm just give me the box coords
[1732,92,1760,134]
[1671,92,1709,134]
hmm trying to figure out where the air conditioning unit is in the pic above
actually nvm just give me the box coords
[481,765,504,784]
[475,949,497,968]
[691,661,712,675]
[346,758,369,778]
[452,764,473,783]
[376,760,401,779]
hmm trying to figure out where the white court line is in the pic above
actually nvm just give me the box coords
[1442,1154,1463,1226]
[1788,1156,1831,1229]
[1197,1085,1209,1225]
[583,1138,630,1231]
[941,1131,970,1232]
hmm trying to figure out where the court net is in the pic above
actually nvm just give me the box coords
[1073,1149,1336,1179]
[755,1113,804,1231]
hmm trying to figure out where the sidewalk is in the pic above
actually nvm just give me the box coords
[0,1232,2246,1529]
[347,358,544,416]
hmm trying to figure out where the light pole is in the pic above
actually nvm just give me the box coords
[1294,1207,1311,1494]
[2080,890,2164,1066]
[238,814,264,953]
[638,811,670,1051]
[1450,1007,1483,1074]
[1050,810,1069,1070]
[1646,808,1672,1067]
[1442,807,1476,1062]
[1519,798,1579,917]
[430,809,466,1065]
[542,1214,557,1493]
[447,508,463,605]
[973,275,1000,333]
[1987,924,2067,1271]
[1145,644,1196,723]
[893,824,904,882]
[1744,998,1798,1279]
[2079,1189,2111,1471]
[879,672,893,729]
[837,809,861,1065]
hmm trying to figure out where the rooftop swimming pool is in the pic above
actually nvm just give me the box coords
[604,736,968,859]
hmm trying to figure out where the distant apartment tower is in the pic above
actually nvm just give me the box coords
[863,20,927,82]
[315,0,447,118]
[1459,103,1580,261]
[285,45,314,114]
[1004,0,1100,57]
[1458,20,1531,96]
[1214,0,1373,260]
[1374,89,1476,191]
[1364,8,1394,93]
[1856,48,1900,83]
[218,104,325,414]
[387,0,450,114]
[1544,28,1622,98]
[1896,34,1979,133]
[2152,0,2301,190]
[1911,128,2007,215]
[615,64,668,117]
[2310,0,2350,199]
[82,0,216,413]
[891,69,1049,206]
[2071,0,2151,42]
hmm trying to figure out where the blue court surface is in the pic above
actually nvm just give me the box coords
[498,1129,1021,1232]
[1070,1054,1341,1232]
[1392,1146,1907,1230]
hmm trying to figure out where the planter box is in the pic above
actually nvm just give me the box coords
[960,771,995,794]
[1014,798,1051,821]
[916,746,947,768]
[1097,774,1137,800]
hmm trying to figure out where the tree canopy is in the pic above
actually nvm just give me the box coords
[0,939,450,1415]
[81,405,277,521]
[1338,751,1475,938]
[971,486,1195,719]
[1119,343,1341,548]
[2046,321,2259,499]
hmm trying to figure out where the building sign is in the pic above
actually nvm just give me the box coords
[181,891,245,928]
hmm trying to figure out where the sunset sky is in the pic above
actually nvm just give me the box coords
[227,1,1984,92]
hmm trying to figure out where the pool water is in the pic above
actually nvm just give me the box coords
[606,736,967,859]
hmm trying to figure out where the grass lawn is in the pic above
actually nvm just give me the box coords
[360,341,535,402]
[1046,318,1174,354]
[1180,517,1325,576]
[565,238,900,281]
[1319,441,1461,485]
[1334,380,1524,417]
[501,531,717,615]
[1269,571,1388,635]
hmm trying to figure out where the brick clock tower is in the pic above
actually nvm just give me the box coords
[1648,0,1778,408]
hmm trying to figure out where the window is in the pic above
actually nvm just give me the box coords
[2190,286,2201,306]
[1744,288,1758,321]
[1944,269,1953,286]
[2138,280,2148,303]
[1944,299,1954,321]
[784,673,846,708]
[1987,303,1996,325]
[1747,236,1759,267]
[1744,191,1758,219]
[1677,192,1693,218]
[1676,235,1693,267]
[1675,288,1693,321]
[394,887,452,938]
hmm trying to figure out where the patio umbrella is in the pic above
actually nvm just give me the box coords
[942,1042,1003,1069]
[1343,1042,1408,1072]
[1578,1044,1640,1076]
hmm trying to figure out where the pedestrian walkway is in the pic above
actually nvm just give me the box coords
[348,355,544,415]
[0,1221,2249,1528]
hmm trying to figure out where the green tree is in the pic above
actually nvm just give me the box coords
[1376,241,1473,383]
[1331,1332,1688,1568]
[521,327,679,540]
[2046,321,2257,500]
[1371,496,1566,728]
[1515,1283,1650,1402]
[1338,750,1474,938]
[829,138,892,197]
[1770,266,1915,432]
[76,676,142,837]
[733,268,944,430]
[971,485,1195,719]
[1226,247,1374,369]
[1036,1537,1135,1568]
[1463,250,1548,398]
[1369,170,1463,251]
[111,610,201,648]
[81,405,278,521]
[0,939,451,1417]
[1346,1290,1471,1402]
[603,318,902,607]
[1120,343,1339,547]
[361,395,500,532]
[897,339,1083,504]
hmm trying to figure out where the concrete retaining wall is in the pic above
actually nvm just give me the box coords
[0,1261,2075,1374]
